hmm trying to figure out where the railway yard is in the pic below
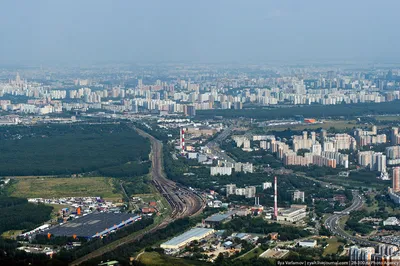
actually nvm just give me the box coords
[70,127,206,265]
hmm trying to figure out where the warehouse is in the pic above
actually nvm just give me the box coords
[43,213,141,239]
[160,227,215,250]
[204,211,236,227]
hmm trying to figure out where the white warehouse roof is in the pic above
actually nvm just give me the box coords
[160,227,215,249]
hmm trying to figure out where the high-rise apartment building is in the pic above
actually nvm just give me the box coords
[393,167,400,193]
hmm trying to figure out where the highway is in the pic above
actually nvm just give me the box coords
[206,125,236,163]
[70,127,205,265]
[324,191,378,247]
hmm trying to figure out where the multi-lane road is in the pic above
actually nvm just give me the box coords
[206,125,236,163]
[324,191,378,247]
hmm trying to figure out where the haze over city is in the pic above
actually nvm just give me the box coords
[1,0,400,64]
[2,1,400,266]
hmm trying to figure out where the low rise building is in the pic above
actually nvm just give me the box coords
[298,239,317,248]
[160,227,215,250]
[383,217,400,226]
[276,205,307,223]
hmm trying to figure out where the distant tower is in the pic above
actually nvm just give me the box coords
[274,176,278,219]
[15,72,21,84]
[180,128,185,154]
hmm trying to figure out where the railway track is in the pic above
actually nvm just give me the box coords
[69,126,205,265]
[137,127,204,220]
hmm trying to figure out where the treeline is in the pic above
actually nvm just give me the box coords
[196,101,400,120]
[98,162,151,178]
[345,210,374,235]
[221,216,310,241]
[0,197,52,234]
[0,123,151,177]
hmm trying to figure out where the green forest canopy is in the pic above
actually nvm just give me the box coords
[0,123,151,176]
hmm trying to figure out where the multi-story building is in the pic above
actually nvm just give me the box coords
[226,184,237,196]
[393,167,400,193]
[262,182,272,190]
[358,151,374,169]
[349,246,375,262]
[244,186,256,198]
[210,166,232,176]
[293,190,305,202]
[391,127,400,145]
[372,153,386,173]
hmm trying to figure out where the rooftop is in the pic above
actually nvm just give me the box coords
[162,228,214,246]
[205,211,235,222]
[43,212,140,238]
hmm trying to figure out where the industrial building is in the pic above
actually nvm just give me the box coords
[204,211,236,227]
[276,205,307,222]
[298,239,317,248]
[160,227,215,250]
[43,213,141,239]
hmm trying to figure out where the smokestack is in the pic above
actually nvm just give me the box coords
[274,176,278,219]
[180,128,185,154]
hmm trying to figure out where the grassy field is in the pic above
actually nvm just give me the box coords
[138,252,207,266]
[1,230,23,239]
[374,115,400,121]
[323,237,344,256]
[237,246,264,261]
[11,176,122,201]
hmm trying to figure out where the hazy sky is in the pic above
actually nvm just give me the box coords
[0,0,399,65]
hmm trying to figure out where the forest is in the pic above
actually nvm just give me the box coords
[0,196,53,234]
[0,123,151,177]
[196,101,400,120]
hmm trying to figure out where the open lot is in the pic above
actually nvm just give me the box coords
[323,237,344,256]
[11,176,122,201]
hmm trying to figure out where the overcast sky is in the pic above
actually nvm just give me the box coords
[0,0,399,65]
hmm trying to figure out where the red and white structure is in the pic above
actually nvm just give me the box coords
[274,176,278,219]
[180,127,185,154]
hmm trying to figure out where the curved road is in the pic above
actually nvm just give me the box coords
[70,127,205,266]
[324,191,378,247]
